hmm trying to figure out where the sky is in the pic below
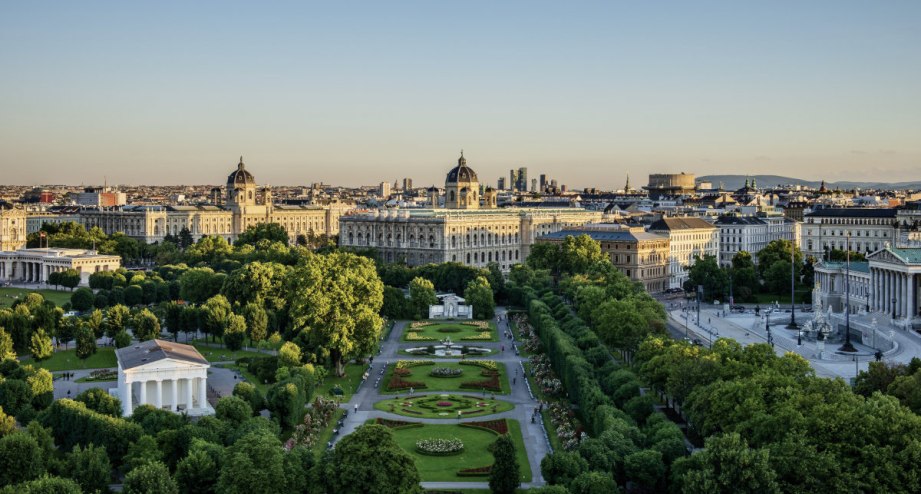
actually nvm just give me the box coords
[1,1,919,189]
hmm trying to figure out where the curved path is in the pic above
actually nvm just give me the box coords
[335,307,548,489]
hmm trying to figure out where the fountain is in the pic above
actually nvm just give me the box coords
[404,336,491,357]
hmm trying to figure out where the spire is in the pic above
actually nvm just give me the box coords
[458,150,466,166]
[744,178,749,188]
[625,173,631,192]
[238,156,245,170]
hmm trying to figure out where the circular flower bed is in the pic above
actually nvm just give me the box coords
[429,367,463,378]
[416,437,464,456]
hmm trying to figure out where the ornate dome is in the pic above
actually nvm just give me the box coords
[227,156,255,186]
[445,151,478,183]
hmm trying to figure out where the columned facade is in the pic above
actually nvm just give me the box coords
[114,339,213,417]
[0,248,120,286]
[864,247,921,327]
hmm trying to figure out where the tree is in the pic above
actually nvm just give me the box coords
[489,434,520,494]
[85,309,104,338]
[684,255,728,301]
[677,432,779,494]
[179,267,223,305]
[592,299,652,350]
[569,471,618,494]
[242,302,268,343]
[0,406,16,437]
[60,269,82,291]
[216,432,287,494]
[624,449,665,490]
[132,309,161,341]
[0,328,15,360]
[464,276,495,320]
[114,330,132,348]
[560,234,606,274]
[180,306,200,342]
[71,288,95,311]
[75,325,97,361]
[541,450,588,486]
[66,443,111,494]
[329,425,423,494]
[103,304,131,341]
[763,260,795,295]
[408,277,438,319]
[223,314,247,351]
[0,477,82,494]
[123,461,178,494]
[201,295,232,343]
[178,227,194,249]
[215,395,252,426]
[756,240,802,280]
[176,447,218,494]
[0,431,45,486]
[278,342,302,368]
[163,301,183,341]
[29,328,53,362]
[75,387,122,417]
[221,262,289,310]
[287,252,384,376]
[381,286,413,319]
[237,222,289,246]
[232,382,264,414]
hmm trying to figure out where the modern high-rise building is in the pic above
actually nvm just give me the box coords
[403,178,413,191]
[531,178,538,192]
[379,181,391,198]
[497,177,506,190]
[539,174,547,190]
[517,167,528,192]
[509,169,519,191]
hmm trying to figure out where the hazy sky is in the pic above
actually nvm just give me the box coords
[1,1,919,189]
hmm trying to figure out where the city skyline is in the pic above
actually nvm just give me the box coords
[2,1,919,187]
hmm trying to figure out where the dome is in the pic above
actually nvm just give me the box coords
[227,156,255,186]
[445,151,478,183]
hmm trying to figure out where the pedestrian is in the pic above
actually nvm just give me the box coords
[354,403,358,413]
[513,377,517,385]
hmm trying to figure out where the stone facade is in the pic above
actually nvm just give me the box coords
[649,217,720,290]
[0,207,27,252]
[339,153,602,272]
[0,248,121,286]
[801,208,897,258]
[115,339,213,417]
[537,225,670,293]
[715,213,799,266]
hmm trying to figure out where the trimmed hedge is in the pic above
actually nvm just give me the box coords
[39,398,143,464]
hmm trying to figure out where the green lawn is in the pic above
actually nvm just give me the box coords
[374,393,514,419]
[749,289,811,305]
[402,321,498,343]
[218,363,271,395]
[381,361,509,395]
[0,287,72,309]
[386,419,532,482]
[190,343,268,363]
[315,363,368,402]
[26,347,117,371]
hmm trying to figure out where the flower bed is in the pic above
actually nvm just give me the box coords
[409,321,434,329]
[387,375,426,391]
[461,331,492,341]
[407,332,436,341]
[375,418,423,429]
[285,396,340,450]
[436,401,453,407]
[458,360,498,371]
[415,437,464,456]
[460,419,509,435]
[457,465,492,477]
[460,370,501,392]
[396,360,433,369]
[429,367,463,378]
[462,321,490,329]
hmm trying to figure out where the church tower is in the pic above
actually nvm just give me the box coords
[226,157,257,208]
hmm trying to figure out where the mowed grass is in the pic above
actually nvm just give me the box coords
[26,347,117,371]
[316,363,369,402]
[387,420,532,482]
[381,361,509,395]
[402,321,498,343]
[190,343,267,363]
[0,287,72,309]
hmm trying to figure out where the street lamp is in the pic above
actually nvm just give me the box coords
[787,241,799,329]
[839,232,856,352]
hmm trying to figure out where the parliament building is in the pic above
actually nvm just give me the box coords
[339,153,603,272]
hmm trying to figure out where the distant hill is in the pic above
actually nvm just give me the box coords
[698,175,921,191]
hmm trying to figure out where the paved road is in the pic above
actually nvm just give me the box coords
[335,308,548,489]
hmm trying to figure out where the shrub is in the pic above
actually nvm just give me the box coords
[416,437,464,456]
[429,367,463,378]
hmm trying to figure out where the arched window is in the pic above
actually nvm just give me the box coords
[515,250,519,260]
[488,252,492,262]
[467,253,471,263]
[452,236,456,248]
[450,191,455,202]
[348,232,354,244]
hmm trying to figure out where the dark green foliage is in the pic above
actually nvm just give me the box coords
[216,432,287,494]
[489,434,521,494]
[176,448,219,494]
[123,460,178,494]
[39,399,143,465]
[0,431,45,485]
[0,476,82,494]
[540,450,588,486]
[75,388,122,417]
[232,382,264,414]
[327,425,423,494]
[569,471,619,494]
[215,396,252,427]
[66,443,112,494]
[71,287,95,311]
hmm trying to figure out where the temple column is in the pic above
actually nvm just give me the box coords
[908,274,916,319]
[185,378,194,410]
[170,379,178,412]
[121,380,133,416]
[198,377,207,410]
[139,380,147,406]
[155,380,163,409]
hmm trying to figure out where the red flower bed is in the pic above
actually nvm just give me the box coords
[460,370,501,392]
[462,419,508,435]
[394,368,412,376]
[436,401,453,407]
[457,465,492,477]
[375,418,413,428]
[387,376,426,391]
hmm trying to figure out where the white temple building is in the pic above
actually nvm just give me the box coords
[429,293,474,319]
[113,339,213,417]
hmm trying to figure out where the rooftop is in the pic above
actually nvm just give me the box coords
[540,229,667,243]
[116,339,209,370]
[805,208,898,218]
[648,217,716,231]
